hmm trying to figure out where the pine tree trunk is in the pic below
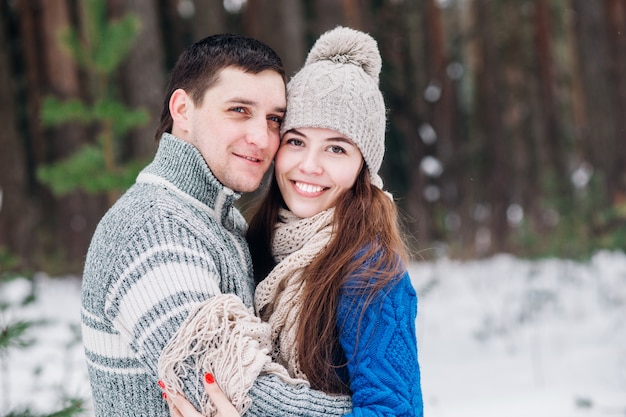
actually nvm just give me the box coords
[243,0,305,76]
[534,0,571,204]
[36,1,107,271]
[385,0,436,250]
[603,0,626,198]
[0,1,38,268]
[311,0,345,34]
[473,0,510,253]
[191,0,227,39]
[116,0,166,157]
[570,0,620,204]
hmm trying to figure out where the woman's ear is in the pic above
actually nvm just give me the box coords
[169,89,192,136]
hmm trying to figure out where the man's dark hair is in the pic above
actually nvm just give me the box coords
[155,33,286,140]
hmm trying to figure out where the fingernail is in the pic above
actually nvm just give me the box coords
[158,380,165,389]
[205,373,215,384]
[162,392,167,399]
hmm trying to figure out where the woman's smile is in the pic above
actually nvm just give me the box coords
[293,180,327,195]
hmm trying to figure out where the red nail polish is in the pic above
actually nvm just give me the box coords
[158,380,165,389]
[162,392,167,399]
[205,373,215,384]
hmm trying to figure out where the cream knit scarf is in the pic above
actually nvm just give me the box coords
[158,208,334,416]
[254,208,335,379]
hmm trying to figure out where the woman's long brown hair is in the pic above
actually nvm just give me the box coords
[246,166,408,394]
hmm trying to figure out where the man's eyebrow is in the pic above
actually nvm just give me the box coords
[226,98,286,114]
[226,97,255,106]
[273,106,287,114]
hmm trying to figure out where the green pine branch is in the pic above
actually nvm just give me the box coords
[37,0,148,203]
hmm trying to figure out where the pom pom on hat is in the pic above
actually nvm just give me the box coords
[281,26,386,189]
[305,26,382,85]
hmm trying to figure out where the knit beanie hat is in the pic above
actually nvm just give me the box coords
[281,26,386,188]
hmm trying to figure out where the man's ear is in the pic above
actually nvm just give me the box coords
[170,89,192,134]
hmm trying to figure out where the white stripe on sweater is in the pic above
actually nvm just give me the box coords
[82,324,135,359]
[106,244,218,313]
[113,262,222,336]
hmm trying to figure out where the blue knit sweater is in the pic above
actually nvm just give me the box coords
[81,134,352,417]
[338,270,423,416]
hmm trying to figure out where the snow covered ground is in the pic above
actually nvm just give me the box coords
[1,251,625,416]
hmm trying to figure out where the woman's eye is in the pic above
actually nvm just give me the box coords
[286,138,304,147]
[328,146,346,154]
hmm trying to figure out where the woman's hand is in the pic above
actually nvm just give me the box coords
[201,373,240,417]
[163,390,202,417]
[159,373,240,417]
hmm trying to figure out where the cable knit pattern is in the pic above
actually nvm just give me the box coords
[81,134,352,417]
[338,272,423,416]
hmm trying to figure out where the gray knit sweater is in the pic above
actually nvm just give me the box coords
[81,134,352,417]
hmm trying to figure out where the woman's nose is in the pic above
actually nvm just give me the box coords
[298,150,323,175]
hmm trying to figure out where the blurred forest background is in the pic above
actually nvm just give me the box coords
[1,0,625,275]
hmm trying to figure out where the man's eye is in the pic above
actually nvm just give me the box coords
[267,116,283,130]
[231,107,246,113]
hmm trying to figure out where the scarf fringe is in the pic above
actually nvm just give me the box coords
[158,294,299,416]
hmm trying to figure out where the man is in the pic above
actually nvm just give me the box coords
[81,34,352,417]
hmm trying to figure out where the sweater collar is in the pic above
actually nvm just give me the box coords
[139,133,244,228]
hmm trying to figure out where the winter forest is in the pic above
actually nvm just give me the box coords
[1,0,624,274]
[1,1,626,416]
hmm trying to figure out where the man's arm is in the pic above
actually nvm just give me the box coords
[156,293,353,416]
[104,215,226,408]
[160,373,353,417]
[244,374,352,417]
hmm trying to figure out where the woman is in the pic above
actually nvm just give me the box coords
[159,26,423,417]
